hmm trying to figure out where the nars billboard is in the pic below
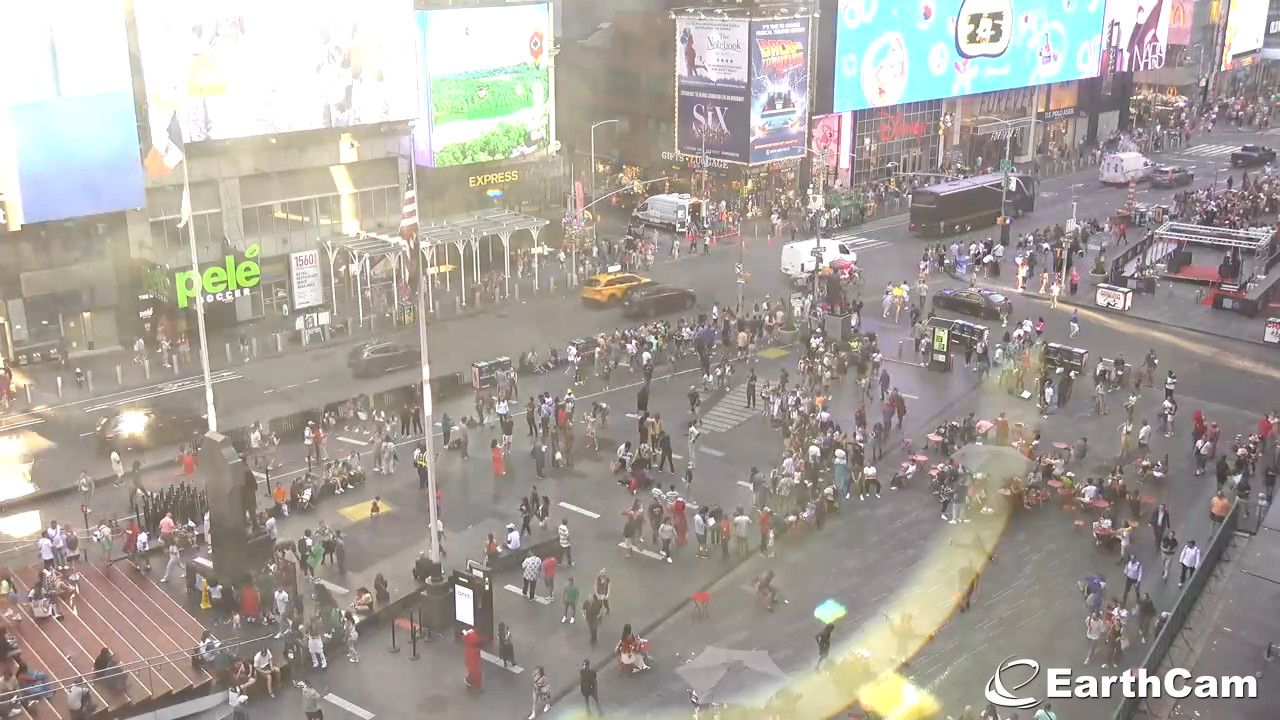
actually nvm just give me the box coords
[1102,0,1173,72]
[833,0,1106,112]
[749,19,811,164]
[675,17,751,163]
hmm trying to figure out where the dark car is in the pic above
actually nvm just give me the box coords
[1230,145,1276,167]
[622,284,697,318]
[95,407,205,453]
[931,287,1010,321]
[347,340,418,377]
[1149,165,1194,188]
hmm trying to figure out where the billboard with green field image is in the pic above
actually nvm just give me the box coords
[414,3,552,167]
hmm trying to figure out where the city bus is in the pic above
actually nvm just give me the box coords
[908,172,1037,237]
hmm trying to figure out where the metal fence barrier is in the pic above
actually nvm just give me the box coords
[1111,501,1242,720]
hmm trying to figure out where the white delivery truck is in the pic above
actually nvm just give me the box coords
[630,193,703,233]
[779,238,862,279]
[1099,152,1154,185]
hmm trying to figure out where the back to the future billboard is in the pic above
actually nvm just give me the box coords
[749,19,811,164]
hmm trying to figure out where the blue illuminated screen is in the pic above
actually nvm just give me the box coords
[833,0,1107,113]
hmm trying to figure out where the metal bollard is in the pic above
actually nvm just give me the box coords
[86,370,94,393]
[275,333,284,353]
[346,318,354,336]
[898,340,904,359]
[514,283,521,303]
[389,615,400,654]
[116,365,123,386]
[408,609,420,661]
[225,343,234,363]
[25,384,32,404]
[173,357,181,375]
[251,338,258,358]
[56,376,63,398]
[144,357,151,379]
[455,296,462,314]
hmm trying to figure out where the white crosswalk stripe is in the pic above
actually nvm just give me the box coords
[1260,128,1280,136]
[1174,144,1236,158]
[825,232,893,252]
[698,383,761,433]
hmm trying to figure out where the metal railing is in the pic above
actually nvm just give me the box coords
[1112,501,1242,720]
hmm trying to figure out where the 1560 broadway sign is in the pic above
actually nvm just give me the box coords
[175,244,262,309]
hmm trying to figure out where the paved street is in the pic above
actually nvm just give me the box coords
[2,127,1279,720]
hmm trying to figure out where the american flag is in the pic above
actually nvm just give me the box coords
[400,170,419,250]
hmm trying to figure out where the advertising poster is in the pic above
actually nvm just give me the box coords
[1102,0,1172,72]
[833,0,1107,112]
[134,0,420,143]
[414,3,553,167]
[676,17,751,163]
[289,249,324,310]
[0,0,144,226]
[810,112,854,188]
[749,20,810,165]
[1167,0,1196,46]
[1221,0,1269,70]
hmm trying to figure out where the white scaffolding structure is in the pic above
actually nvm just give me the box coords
[416,208,550,308]
[1153,221,1276,285]
[320,232,409,326]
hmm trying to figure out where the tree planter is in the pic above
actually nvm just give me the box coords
[775,327,799,344]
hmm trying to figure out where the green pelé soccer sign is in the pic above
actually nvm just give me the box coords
[175,243,261,309]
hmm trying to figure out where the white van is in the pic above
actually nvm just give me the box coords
[1099,152,1154,185]
[779,238,862,279]
[630,193,703,233]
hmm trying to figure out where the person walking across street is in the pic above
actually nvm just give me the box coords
[1121,555,1143,605]
[558,518,573,566]
[1179,539,1201,587]
[521,552,541,601]
[815,623,834,670]
[529,665,551,719]
[579,660,603,716]
[562,577,579,624]
[1160,529,1179,580]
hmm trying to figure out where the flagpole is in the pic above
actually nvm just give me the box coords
[407,127,449,632]
[181,157,218,433]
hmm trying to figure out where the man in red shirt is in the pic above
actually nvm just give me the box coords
[541,554,557,601]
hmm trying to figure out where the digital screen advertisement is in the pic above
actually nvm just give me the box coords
[810,112,855,188]
[0,0,144,226]
[749,20,811,164]
[833,0,1107,113]
[676,17,751,163]
[413,3,553,168]
[1221,0,1268,70]
[133,0,421,143]
[1102,0,1172,72]
[1166,0,1195,46]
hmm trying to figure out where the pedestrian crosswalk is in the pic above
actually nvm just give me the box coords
[699,383,760,433]
[826,232,893,253]
[1174,143,1236,158]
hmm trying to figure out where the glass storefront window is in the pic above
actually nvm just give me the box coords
[853,100,943,187]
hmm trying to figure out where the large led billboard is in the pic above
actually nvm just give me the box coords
[1102,0,1172,72]
[134,0,420,143]
[0,0,144,227]
[413,3,553,168]
[833,0,1106,113]
[676,17,752,163]
[1167,0,1195,46]
[749,20,811,164]
[1222,0,1268,70]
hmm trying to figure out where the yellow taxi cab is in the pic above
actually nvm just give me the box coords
[580,269,652,306]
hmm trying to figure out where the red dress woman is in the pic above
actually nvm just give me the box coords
[491,442,506,478]
[671,498,688,547]
[239,584,260,622]
[462,628,483,689]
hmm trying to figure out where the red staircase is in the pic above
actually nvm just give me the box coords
[3,563,213,719]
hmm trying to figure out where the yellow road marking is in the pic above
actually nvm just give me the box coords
[337,499,392,523]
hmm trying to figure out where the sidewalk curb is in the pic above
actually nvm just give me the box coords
[988,283,1275,349]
